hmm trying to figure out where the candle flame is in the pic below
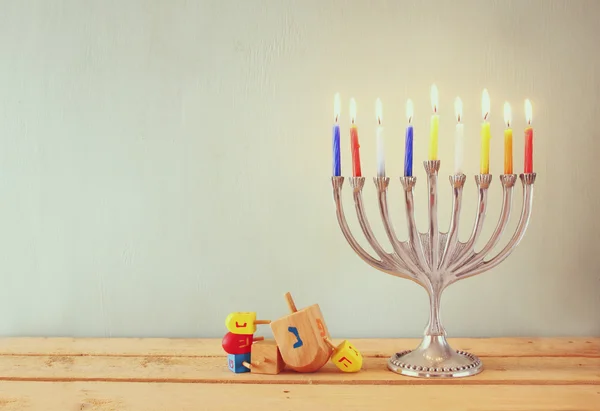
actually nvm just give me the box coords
[350,98,357,124]
[430,84,438,113]
[454,97,463,123]
[334,93,340,123]
[525,99,532,125]
[481,88,490,121]
[504,102,512,128]
[406,99,414,124]
[375,98,382,125]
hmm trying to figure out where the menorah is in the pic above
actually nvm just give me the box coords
[331,160,536,378]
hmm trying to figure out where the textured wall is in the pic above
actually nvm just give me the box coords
[0,0,598,338]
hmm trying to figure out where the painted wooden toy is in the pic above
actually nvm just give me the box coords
[270,292,333,373]
[323,337,363,373]
[221,332,264,355]
[227,353,251,373]
[239,340,285,374]
[225,312,271,335]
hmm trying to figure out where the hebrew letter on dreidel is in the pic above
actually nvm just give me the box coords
[287,327,303,348]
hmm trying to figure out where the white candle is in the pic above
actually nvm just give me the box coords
[376,98,385,177]
[454,97,464,174]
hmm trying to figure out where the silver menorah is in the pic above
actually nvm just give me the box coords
[332,160,536,378]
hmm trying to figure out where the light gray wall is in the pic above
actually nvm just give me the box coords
[0,0,598,338]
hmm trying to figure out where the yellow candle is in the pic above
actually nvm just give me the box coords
[480,89,491,174]
[429,84,439,160]
[503,102,513,174]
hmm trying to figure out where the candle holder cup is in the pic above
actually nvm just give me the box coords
[331,160,536,378]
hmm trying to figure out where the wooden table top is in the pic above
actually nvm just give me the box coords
[0,337,598,410]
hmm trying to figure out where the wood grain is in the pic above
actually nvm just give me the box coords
[0,337,597,358]
[0,382,598,411]
[0,338,597,410]
[0,354,598,385]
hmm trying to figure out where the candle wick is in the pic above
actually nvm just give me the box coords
[484,112,489,121]
[457,114,461,123]
[408,116,412,124]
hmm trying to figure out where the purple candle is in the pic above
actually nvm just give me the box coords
[404,99,414,177]
[332,93,341,176]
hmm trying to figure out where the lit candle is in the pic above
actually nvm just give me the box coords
[480,89,491,174]
[332,93,341,176]
[404,99,414,177]
[350,98,362,177]
[375,98,385,177]
[454,97,464,174]
[524,99,534,173]
[429,84,439,160]
[503,102,513,174]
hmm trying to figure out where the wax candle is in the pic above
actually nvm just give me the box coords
[454,97,464,174]
[503,102,513,174]
[480,89,491,174]
[332,93,341,176]
[404,99,414,177]
[375,98,385,177]
[429,84,439,160]
[524,99,534,173]
[350,98,362,177]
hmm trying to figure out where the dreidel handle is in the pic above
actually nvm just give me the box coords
[323,337,337,351]
[254,320,271,325]
[242,361,252,369]
[284,292,298,313]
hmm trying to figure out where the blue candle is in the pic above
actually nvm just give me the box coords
[404,99,414,177]
[332,93,341,176]
[333,123,341,176]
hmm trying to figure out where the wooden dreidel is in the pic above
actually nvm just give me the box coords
[221,332,264,355]
[245,340,285,375]
[225,312,271,335]
[324,337,363,373]
[227,353,251,373]
[270,292,333,373]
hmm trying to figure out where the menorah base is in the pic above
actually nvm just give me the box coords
[387,335,483,378]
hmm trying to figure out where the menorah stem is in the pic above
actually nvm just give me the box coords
[425,283,446,336]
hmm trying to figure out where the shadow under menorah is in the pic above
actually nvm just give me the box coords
[331,160,536,378]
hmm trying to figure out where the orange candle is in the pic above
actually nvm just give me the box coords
[524,99,533,173]
[350,98,362,177]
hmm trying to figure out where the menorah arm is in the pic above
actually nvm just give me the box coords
[376,178,424,276]
[453,173,536,281]
[448,174,492,270]
[424,161,440,270]
[399,176,430,272]
[349,177,408,270]
[456,174,517,273]
[332,177,388,272]
[439,174,466,270]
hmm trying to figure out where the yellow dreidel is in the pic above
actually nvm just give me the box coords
[225,312,271,335]
[323,337,363,373]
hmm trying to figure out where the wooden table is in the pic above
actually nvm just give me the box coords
[0,337,598,410]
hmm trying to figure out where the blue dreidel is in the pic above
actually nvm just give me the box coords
[227,353,251,373]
